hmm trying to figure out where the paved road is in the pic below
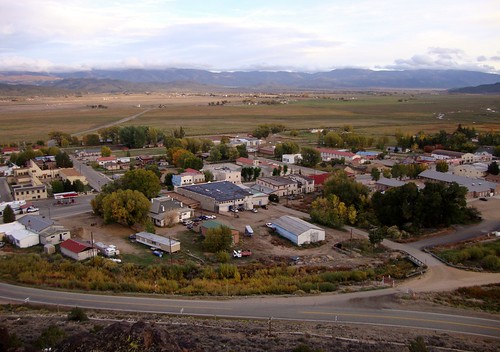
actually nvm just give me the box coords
[0,282,499,338]
[33,195,94,219]
[0,177,13,202]
[71,156,112,192]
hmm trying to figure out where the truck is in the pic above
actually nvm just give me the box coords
[94,242,119,257]
[233,249,252,258]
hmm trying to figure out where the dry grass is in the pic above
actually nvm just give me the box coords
[0,91,498,144]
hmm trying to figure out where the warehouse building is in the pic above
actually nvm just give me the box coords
[271,215,325,246]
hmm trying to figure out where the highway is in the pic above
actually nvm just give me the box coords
[1,282,499,338]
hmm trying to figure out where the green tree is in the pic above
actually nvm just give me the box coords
[51,180,64,194]
[120,169,161,199]
[436,160,449,173]
[274,141,300,159]
[209,147,222,162]
[100,146,112,157]
[145,164,162,178]
[203,170,214,182]
[2,205,15,223]
[323,170,369,210]
[83,133,101,146]
[55,151,73,168]
[36,325,66,350]
[324,131,344,148]
[102,189,151,226]
[252,125,271,139]
[73,180,85,193]
[98,126,120,144]
[487,161,499,175]
[300,147,321,167]
[368,227,385,247]
[371,167,381,181]
[310,195,349,228]
[203,226,233,252]
[48,131,72,146]
[236,144,248,158]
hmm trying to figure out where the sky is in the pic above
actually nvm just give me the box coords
[1,0,499,73]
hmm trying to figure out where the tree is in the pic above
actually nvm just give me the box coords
[252,125,271,139]
[51,180,64,194]
[120,169,161,199]
[102,189,151,226]
[203,226,233,252]
[408,336,428,352]
[370,167,381,181]
[98,126,120,144]
[324,131,344,148]
[100,146,112,157]
[83,133,101,146]
[274,141,299,159]
[236,144,248,158]
[436,160,449,173]
[73,179,85,193]
[208,147,222,162]
[48,131,72,146]
[2,205,15,223]
[487,161,499,175]
[368,227,385,247]
[300,147,321,167]
[310,195,349,228]
[55,151,73,168]
[323,170,369,210]
[203,170,214,182]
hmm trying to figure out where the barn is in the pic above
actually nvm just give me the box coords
[272,215,325,246]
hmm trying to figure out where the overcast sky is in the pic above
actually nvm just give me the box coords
[1,0,499,73]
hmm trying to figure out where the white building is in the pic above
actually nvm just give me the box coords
[282,154,302,164]
[271,215,325,246]
[0,222,39,248]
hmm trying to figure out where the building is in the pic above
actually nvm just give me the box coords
[375,177,407,191]
[17,215,70,245]
[135,232,181,253]
[317,148,361,163]
[0,221,40,248]
[271,215,325,246]
[149,196,193,227]
[282,154,302,164]
[60,239,98,261]
[172,168,205,187]
[175,181,253,213]
[211,167,241,184]
[200,220,239,245]
[96,156,117,166]
[11,181,47,201]
[453,164,488,179]
[287,174,315,194]
[236,157,260,167]
[59,168,88,185]
[418,169,498,198]
[255,176,297,197]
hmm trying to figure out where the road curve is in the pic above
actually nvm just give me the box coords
[0,283,499,338]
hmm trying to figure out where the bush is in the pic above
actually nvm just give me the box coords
[318,282,337,292]
[67,306,88,321]
[216,251,231,263]
[481,255,500,271]
[36,325,66,349]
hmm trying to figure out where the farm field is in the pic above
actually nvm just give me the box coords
[0,91,499,144]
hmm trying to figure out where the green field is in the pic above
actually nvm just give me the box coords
[0,92,499,145]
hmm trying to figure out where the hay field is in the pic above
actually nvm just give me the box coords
[0,91,498,144]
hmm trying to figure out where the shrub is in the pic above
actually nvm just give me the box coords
[216,251,231,263]
[36,325,66,349]
[67,306,88,321]
[481,255,500,271]
[318,282,337,292]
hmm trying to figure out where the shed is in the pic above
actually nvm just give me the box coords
[135,232,181,253]
[272,215,325,246]
[60,239,98,261]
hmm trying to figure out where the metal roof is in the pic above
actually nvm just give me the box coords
[272,215,322,237]
[419,169,495,192]
[135,232,180,246]
[376,177,406,188]
[18,215,54,233]
[181,181,252,202]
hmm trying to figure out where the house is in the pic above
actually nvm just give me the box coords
[258,145,276,156]
[282,154,302,164]
[175,181,253,213]
[96,156,117,166]
[317,148,361,163]
[17,215,70,245]
[172,168,205,187]
[286,174,315,194]
[236,157,260,167]
[59,168,88,185]
[375,177,407,191]
[149,196,193,227]
[256,176,297,197]
[135,232,181,253]
[60,239,98,261]
[271,215,325,246]
[308,173,331,191]
[1,147,20,155]
[200,220,239,245]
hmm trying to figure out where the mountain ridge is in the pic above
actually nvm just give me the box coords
[1,68,499,92]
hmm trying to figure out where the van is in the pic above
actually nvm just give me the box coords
[245,225,254,236]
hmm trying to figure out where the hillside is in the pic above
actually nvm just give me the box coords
[449,82,500,94]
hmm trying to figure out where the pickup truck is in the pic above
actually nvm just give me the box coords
[233,249,252,258]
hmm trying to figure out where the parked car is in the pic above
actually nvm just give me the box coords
[26,206,39,213]
[251,208,258,213]
[266,222,274,228]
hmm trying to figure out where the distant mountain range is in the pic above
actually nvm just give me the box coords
[449,82,500,94]
[0,68,499,93]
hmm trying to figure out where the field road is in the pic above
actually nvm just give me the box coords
[71,108,153,137]
[0,282,499,338]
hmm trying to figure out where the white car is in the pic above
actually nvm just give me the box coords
[266,222,274,228]
[251,208,258,213]
[26,206,39,213]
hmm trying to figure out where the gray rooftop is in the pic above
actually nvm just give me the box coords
[150,196,182,214]
[258,176,296,187]
[18,215,54,233]
[419,169,496,193]
[272,215,323,236]
[376,177,406,188]
[181,181,252,202]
